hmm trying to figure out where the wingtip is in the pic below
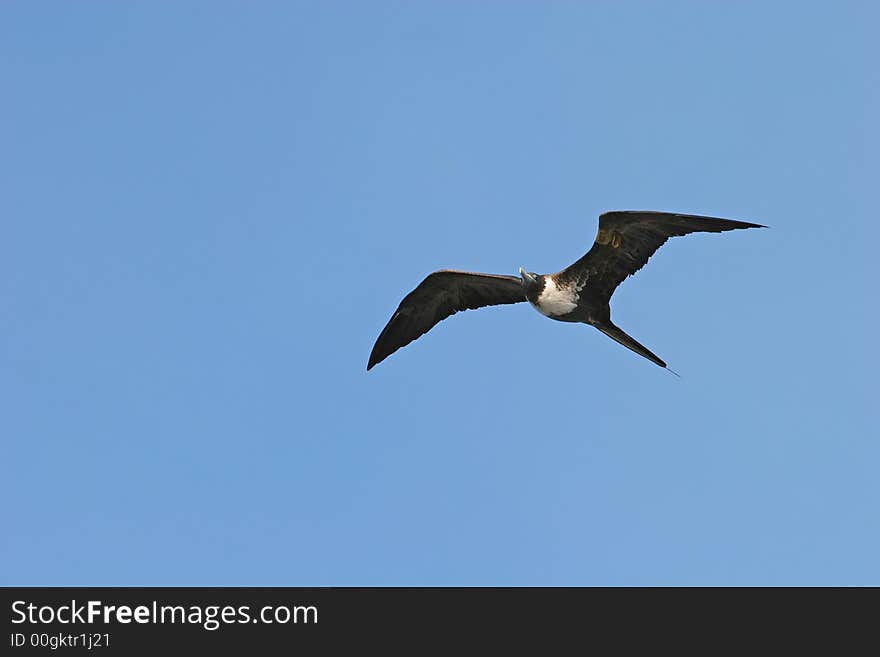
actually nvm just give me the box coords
[367,345,382,371]
[366,353,382,371]
[727,219,766,230]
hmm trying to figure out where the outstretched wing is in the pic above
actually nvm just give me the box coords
[555,211,764,303]
[368,270,525,370]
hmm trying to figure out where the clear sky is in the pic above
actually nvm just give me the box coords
[2,3,878,586]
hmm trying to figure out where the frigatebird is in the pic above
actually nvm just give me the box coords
[368,211,763,371]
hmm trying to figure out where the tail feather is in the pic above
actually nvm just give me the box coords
[593,321,667,369]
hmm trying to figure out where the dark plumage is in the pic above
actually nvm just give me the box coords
[368,211,764,371]
[367,271,524,371]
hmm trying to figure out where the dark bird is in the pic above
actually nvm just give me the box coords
[367,211,764,371]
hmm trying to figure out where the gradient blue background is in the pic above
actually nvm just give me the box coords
[3,3,878,585]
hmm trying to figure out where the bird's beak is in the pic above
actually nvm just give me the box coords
[519,267,535,284]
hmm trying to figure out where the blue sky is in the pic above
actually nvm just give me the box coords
[2,3,878,585]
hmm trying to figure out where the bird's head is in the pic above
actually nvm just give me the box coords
[519,267,542,299]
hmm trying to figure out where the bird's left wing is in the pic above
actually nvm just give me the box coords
[368,270,525,370]
[555,211,764,303]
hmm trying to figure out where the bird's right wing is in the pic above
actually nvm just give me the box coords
[368,270,525,370]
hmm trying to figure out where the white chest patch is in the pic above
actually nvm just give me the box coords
[532,277,578,317]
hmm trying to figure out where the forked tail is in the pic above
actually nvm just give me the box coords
[593,321,668,369]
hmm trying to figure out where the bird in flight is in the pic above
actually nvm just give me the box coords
[368,211,764,372]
